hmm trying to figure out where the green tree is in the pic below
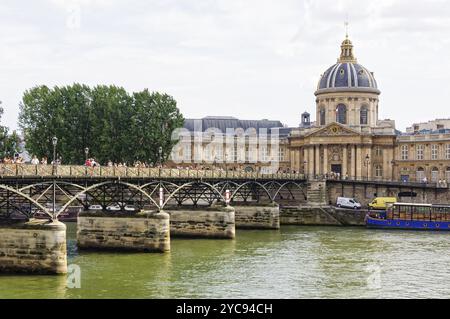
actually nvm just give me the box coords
[18,85,59,160]
[0,102,22,159]
[132,90,184,165]
[89,85,134,164]
[18,84,184,165]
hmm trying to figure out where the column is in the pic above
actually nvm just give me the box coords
[323,146,328,175]
[308,146,314,177]
[342,145,348,178]
[303,147,307,173]
[366,147,372,180]
[315,146,320,176]
[356,146,362,180]
[350,145,356,180]
[383,147,389,180]
[290,150,295,171]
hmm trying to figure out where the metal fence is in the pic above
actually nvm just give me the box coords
[0,164,305,180]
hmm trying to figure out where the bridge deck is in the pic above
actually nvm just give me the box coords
[0,164,305,181]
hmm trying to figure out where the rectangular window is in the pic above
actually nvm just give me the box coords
[431,144,438,160]
[183,144,191,161]
[375,147,383,157]
[279,148,285,162]
[215,145,223,161]
[260,146,269,162]
[248,146,257,163]
[401,145,409,160]
[225,145,234,163]
[446,145,450,160]
[416,145,424,160]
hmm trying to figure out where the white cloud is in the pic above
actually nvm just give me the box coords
[0,0,450,131]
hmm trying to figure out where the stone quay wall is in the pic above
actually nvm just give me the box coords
[0,219,67,274]
[233,203,280,229]
[165,206,235,239]
[327,181,450,207]
[77,211,170,252]
[280,206,367,226]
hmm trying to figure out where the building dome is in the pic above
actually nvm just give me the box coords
[315,37,379,95]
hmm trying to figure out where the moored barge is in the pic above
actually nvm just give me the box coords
[366,203,450,231]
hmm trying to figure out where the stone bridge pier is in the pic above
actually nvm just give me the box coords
[0,219,67,274]
[77,210,170,252]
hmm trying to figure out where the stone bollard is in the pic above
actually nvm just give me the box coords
[0,219,67,275]
[233,202,280,229]
[165,205,235,239]
[77,210,170,252]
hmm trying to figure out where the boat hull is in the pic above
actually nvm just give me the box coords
[366,216,450,231]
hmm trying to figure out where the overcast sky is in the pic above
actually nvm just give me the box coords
[1,0,450,132]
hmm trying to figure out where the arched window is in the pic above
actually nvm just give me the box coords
[336,104,347,124]
[360,106,368,125]
[431,167,439,183]
[319,108,326,126]
[416,167,425,182]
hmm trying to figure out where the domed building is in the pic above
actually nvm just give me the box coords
[315,37,380,128]
[288,35,397,180]
[171,33,450,184]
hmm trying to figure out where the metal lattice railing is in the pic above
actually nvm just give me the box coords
[0,164,305,180]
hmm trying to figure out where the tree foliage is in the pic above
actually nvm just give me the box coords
[18,84,184,165]
[0,104,21,159]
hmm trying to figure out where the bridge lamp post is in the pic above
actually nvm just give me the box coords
[52,137,58,175]
[364,154,370,181]
[85,147,89,162]
[52,136,58,220]
[225,153,228,172]
[158,146,163,168]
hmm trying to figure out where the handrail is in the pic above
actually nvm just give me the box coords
[0,164,306,180]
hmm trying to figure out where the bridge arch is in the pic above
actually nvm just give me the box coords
[230,181,274,202]
[0,184,52,219]
[161,181,226,209]
[19,181,86,193]
[272,181,307,201]
[56,181,160,217]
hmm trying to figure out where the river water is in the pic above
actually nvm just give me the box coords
[2,223,450,299]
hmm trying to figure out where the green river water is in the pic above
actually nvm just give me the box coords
[1,223,450,299]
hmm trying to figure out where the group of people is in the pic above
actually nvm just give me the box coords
[103,161,151,168]
[2,156,26,164]
[85,158,100,167]
[438,180,448,188]
[30,156,49,165]
[322,172,347,180]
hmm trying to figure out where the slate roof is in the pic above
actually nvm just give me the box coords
[183,116,287,136]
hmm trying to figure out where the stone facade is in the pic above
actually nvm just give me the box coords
[395,133,450,183]
[0,219,67,274]
[167,35,450,185]
[233,203,280,229]
[77,211,170,252]
[165,205,235,239]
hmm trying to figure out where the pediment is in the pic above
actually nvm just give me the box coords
[306,123,361,138]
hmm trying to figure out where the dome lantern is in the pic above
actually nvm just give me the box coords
[339,36,357,63]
